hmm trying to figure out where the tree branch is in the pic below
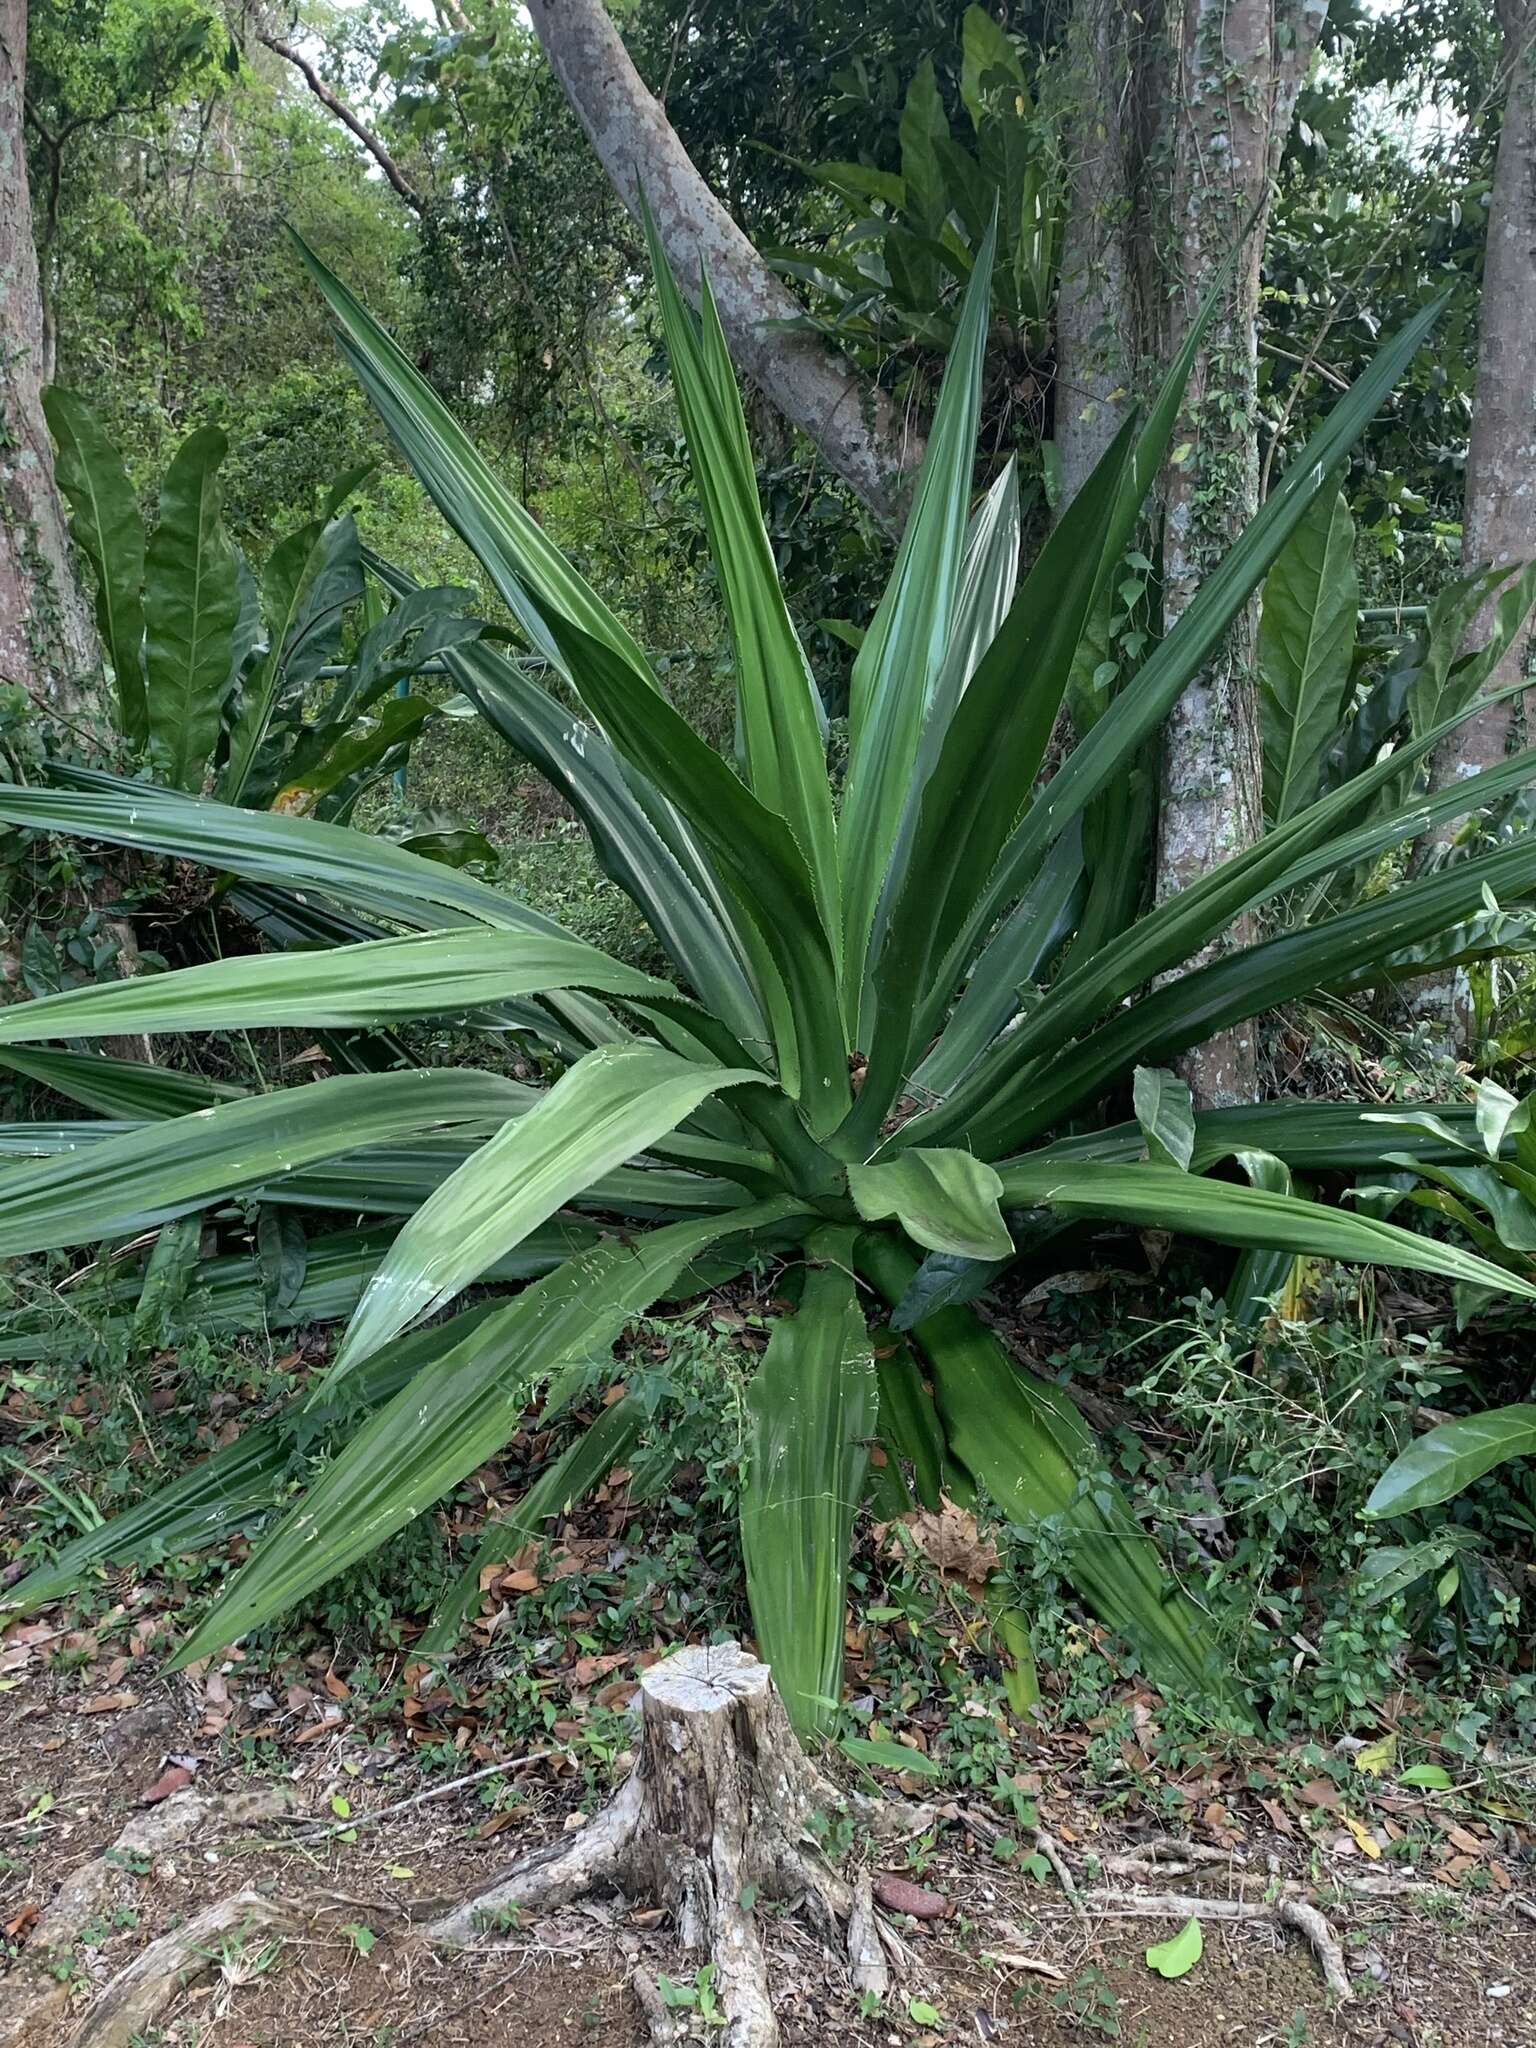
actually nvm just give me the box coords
[258,31,425,213]
[525,0,921,528]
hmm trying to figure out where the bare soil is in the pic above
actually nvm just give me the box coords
[3,1663,1533,2048]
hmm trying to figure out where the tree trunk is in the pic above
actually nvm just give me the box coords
[1053,0,1138,507]
[525,0,922,530]
[1151,0,1328,1106]
[0,0,96,713]
[1418,0,1536,1041]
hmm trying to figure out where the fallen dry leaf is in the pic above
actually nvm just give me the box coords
[139,1764,195,1805]
[1298,1779,1342,1811]
[80,1691,139,1714]
[873,1874,952,1920]
[880,1498,1001,1589]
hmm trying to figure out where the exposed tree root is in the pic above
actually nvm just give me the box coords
[68,1891,293,2048]
[1081,1888,1352,2001]
[0,1785,292,2048]
[417,1642,896,2047]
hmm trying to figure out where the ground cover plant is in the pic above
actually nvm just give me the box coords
[7,222,1536,1757]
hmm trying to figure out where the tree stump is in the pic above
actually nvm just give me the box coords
[422,1642,874,2047]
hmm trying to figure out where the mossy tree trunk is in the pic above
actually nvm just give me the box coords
[0,0,95,716]
[1055,0,1328,1105]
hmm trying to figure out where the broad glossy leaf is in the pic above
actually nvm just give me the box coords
[42,388,147,744]
[741,1238,876,1733]
[172,1200,802,1664]
[1365,1405,1536,1517]
[328,1044,762,1378]
[1132,1066,1194,1171]
[848,1148,1012,1260]
[1259,486,1358,820]
[224,512,365,802]
[143,427,240,790]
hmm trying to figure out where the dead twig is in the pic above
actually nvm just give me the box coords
[256,1752,561,1850]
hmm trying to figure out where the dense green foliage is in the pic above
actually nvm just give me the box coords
[6,226,1536,1745]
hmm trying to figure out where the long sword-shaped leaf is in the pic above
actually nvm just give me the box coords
[919,459,1021,755]
[643,211,839,933]
[327,1045,763,1380]
[844,416,1135,1142]
[0,1046,244,1119]
[422,1389,652,1655]
[171,1200,803,1665]
[0,774,548,931]
[927,683,1536,1102]
[547,621,849,1132]
[1032,1100,1505,1172]
[42,388,147,745]
[916,828,1536,1156]
[839,223,995,1021]
[994,1158,1536,1299]
[0,1300,509,1620]
[367,554,762,1047]
[143,427,240,790]
[293,233,654,689]
[936,297,1447,986]
[0,776,623,1049]
[0,1070,529,1256]
[857,1235,1242,1713]
[0,928,675,1044]
[741,1235,876,1734]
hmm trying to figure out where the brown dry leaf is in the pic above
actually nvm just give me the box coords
[1258,1797,1294,1837]
[80,1691,139,1714]
[322,1670,350,1702]
[139,1764,195,1805]
[293,1711,345,1745]
[3,1903,38,1943]
[476,1809,521,1839]
[1442,1823,1485,1856]
[873,1874,952,1920]
[1488,1860,1512,1891]
[501,1568,540,1594]
[1441,1854,1476,1882]
[1298,1779,1341,1811]
[881,1498,1001,1589]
